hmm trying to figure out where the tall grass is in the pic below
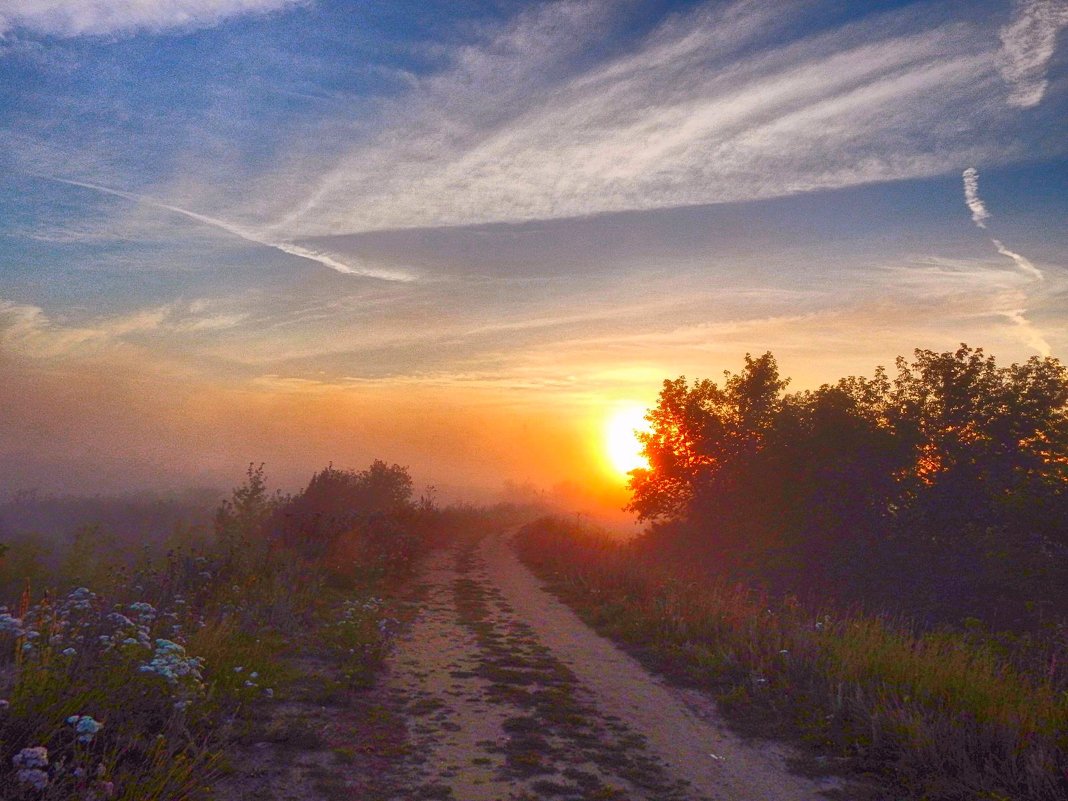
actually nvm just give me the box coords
[516,517,1068,801]
[0,483,434,798]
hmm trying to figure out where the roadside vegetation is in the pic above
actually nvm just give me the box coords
[519,343,1068,801]
[0,461,468,799]
[518,518,1067,800]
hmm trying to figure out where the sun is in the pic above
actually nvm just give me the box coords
[605,405,651,478]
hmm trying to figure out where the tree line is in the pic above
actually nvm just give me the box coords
[629,345,1068,628]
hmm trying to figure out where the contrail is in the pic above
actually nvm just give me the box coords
[992,239,1044,281]
[49,177,415,282]
[962,167,989,228]
[961,168,1043,280]
[960,166,1047,357]
[1000,309,1052,357]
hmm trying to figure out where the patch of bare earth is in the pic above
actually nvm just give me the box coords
[218,532,867,800]
[381,533,858,801]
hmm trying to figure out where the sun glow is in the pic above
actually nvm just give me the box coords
[605,405,651,478]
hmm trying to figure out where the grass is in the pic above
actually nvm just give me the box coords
[0,514,426,799]
[515,516,1068,801]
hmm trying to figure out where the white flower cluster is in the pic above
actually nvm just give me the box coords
[67,714,104,744]
[138,639,205,688]
[13,746,49,791]
[0,610,24,636]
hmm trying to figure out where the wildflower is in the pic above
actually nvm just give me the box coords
[66,588,96,611]
[233,666,243,673]
[13,747,50,788]
[16,767,49,791]
[264,688,274,698]
[67,715,104,744]
[61,647,77,657]
[139,640,205,687]
[128,602,156,621]
[14,747,48,769]
[0,699,9,710]
[0,613,24,635]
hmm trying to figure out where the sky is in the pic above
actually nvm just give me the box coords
[1,0,1066,505]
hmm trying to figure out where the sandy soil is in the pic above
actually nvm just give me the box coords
[378,532,842,801]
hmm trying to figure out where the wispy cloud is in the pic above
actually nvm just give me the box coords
[245,1,1024,237]
[0,298,161,358]
[962,167,990,227]
[51,178,416,282]
[992,238,1044,280]
[0,297,251,359]
[997,0,1068,107]
[0,0,303,38]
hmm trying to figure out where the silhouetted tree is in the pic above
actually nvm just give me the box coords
[627,352,788,522]
[629,345,1068,626]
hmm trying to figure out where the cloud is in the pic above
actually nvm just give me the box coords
[0,298,164,358]
[999,309,1052,356]
[997,0,1068,107]
[0,0,303,38]
[243,1,1022,237]
[962,167,990,227]
[0,297,253,359]
[51,178,416,282]
[992,238,1045,280]
[961,167,1045,281]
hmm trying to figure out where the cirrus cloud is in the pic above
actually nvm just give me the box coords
[0,0,303,38]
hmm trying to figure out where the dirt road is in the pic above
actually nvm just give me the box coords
[383,532,841,800]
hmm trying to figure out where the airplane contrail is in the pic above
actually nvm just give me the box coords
[49,177,415,282]
[961,168,1044,280]
[962,167,989,228]
[992,238,1044,281]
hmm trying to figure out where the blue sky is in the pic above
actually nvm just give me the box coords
[1,0,1066,495]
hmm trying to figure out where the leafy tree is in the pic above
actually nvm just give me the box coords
[627,352,787,521]
[629,345,1068,625]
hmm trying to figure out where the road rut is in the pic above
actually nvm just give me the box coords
[383,532,839,800]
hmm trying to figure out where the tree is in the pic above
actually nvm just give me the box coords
[214,463,283,565]
[627,344,1068,624]
[627,352,787,521]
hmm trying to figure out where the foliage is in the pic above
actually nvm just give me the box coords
[517,517,1068,801]
[629,345,1068,627]
[274,460,414,556]
[0,461,427,799]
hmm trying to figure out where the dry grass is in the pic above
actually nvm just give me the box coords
[516,517,1068,801]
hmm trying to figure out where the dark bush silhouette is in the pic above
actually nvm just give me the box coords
[276,460,414,556]
[630,345,1068,628]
